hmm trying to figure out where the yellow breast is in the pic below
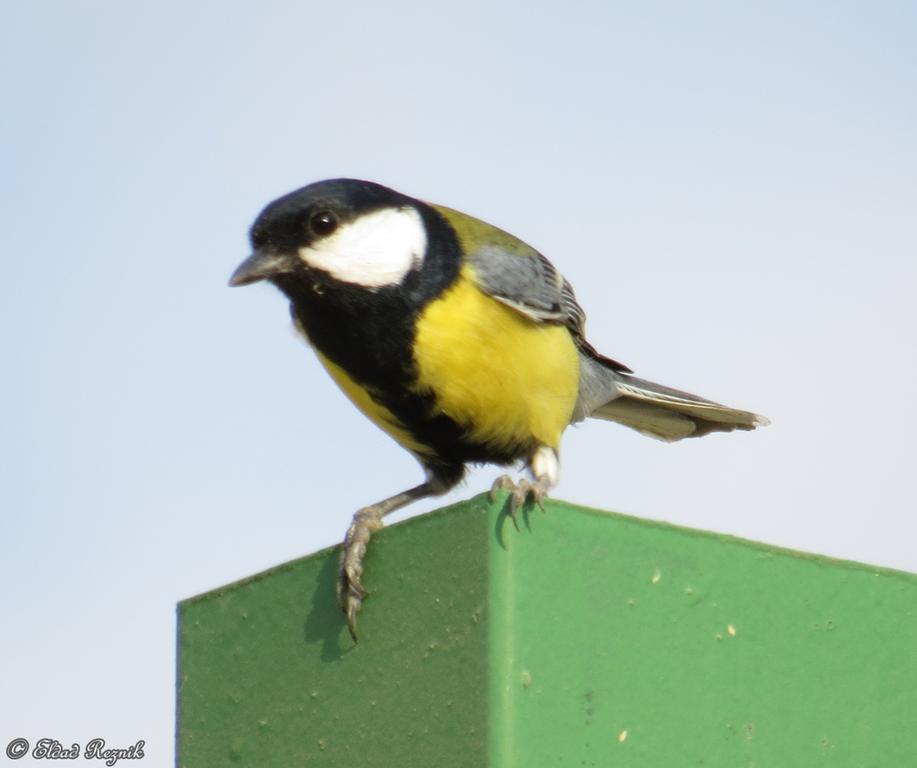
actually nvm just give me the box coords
[411,265,579,452]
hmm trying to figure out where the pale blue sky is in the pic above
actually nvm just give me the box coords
[2,1,916,761]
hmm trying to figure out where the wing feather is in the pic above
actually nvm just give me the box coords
[467,243,631,373]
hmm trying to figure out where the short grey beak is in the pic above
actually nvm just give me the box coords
[228,249,293,287]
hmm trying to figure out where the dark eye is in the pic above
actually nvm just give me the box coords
[309,210,338,237]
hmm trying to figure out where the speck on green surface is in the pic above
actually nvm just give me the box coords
[178,496,917,766]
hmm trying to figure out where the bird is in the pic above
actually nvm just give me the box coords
[229,178,768,639]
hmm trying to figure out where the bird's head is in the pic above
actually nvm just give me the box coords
[229,179,428,292]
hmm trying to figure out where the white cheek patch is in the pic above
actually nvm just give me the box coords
[297,206,427,288]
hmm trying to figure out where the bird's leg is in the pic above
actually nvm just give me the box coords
[489,446,560,529]
[338,483,431,640]
[338,472,458,641]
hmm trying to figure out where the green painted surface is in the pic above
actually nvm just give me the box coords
[178,496,917,766]
[177,502,491,766]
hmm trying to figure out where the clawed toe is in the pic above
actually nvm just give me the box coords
[489,474,516,503]
[337,555,367,641]
[337,507,385,641]
[491,475,549,530]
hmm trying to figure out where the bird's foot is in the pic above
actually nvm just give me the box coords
[489,475,549,530]
[337,505,385,642]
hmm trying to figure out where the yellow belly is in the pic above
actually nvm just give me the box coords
[411,265,579,452]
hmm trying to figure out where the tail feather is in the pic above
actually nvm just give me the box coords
[591,374,769,442]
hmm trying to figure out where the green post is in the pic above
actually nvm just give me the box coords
[177,496,917,766]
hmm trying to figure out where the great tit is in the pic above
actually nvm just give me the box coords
[230,178,768,639]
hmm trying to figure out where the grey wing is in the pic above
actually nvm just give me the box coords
[467,243,631,373]
[468,244,568,322]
